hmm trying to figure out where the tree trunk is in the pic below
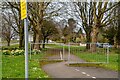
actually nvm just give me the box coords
[117,2,120,48]
[42,37,46,48]
[19,16,24,49]
[91,26,99,52]
[19,32,24,48]
[114,35,117,48]
[46,38,49,43]
[32,31,36,49]
[33,33,41,50]
[7,40,10,46]
[86,32,91,50]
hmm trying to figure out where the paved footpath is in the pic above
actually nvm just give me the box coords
[42,54,118,78]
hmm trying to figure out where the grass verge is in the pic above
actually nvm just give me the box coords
[70,51,118,71]
[2,53,48,78]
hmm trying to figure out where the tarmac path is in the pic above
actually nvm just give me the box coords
[42,54,118,79]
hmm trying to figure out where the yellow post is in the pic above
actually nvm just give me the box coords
[20,0,27,20]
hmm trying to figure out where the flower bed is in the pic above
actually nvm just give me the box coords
[2,50,24,56]
[31,49,41,55]
[2,49,42,56]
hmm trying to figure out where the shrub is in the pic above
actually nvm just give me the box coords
[2,49,42,56]
[32,49,41,55]
[11,50,24,56]
[2,50,24,56]
[2,50,11,55]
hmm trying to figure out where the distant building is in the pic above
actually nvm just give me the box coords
[29,34,33,42]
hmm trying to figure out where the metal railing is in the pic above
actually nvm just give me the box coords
[68,43,109,64]
[29,42,109,63]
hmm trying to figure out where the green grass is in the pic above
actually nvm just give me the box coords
[2,43,31,50]
[2,53,49,78]
[69,47,119,71]
[101,54,118,71]
[74,52,118,71]
[2,55,25,78]
[2,44,19,50]
[0,40,18,43]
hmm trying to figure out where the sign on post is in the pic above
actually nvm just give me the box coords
[20,0,27,20]
[20,0,28,79]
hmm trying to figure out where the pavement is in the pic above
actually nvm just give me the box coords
[42,54,118,78]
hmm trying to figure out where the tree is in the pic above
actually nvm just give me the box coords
[112,2,118,48]
[3,1,63,50]
[4,2,25,48]
[62,18,76,43]
[28,2,62,50]
[74,2,93,49]
[41,20,59,48]
[68,18,76,42]
[91,2,119,51]
[27,2,46,49]
[74,2,119,51]
[102,26,116,45]
[77,28,86,43]
[62,25,69,43]
[1,11,16,46]
[116,2,120,48]
[96,2,120,49]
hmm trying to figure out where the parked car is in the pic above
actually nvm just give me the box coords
[96,43,112,48]
[103,44,113,48]
[96,43,103,48]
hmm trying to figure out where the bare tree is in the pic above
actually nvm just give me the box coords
[2,11,16,46]
[28,2,62,50]
[74,2,119,51]
[28,2,51,49]
[74,2,93,49]
[4,1,25,48]
[101,2,119,48]
[91,2,119,51]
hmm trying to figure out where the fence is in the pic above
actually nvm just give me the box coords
[30,43,68,60]
[30,42,109,63]
[68,43,109,64]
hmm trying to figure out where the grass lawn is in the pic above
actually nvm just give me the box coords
[1,44,19,50]
[2,44,31,50]
[0,40,19,47]
[2,53,49,78]
[69,46,119,71]
[102,54,118,71]
[74,52,118,71]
